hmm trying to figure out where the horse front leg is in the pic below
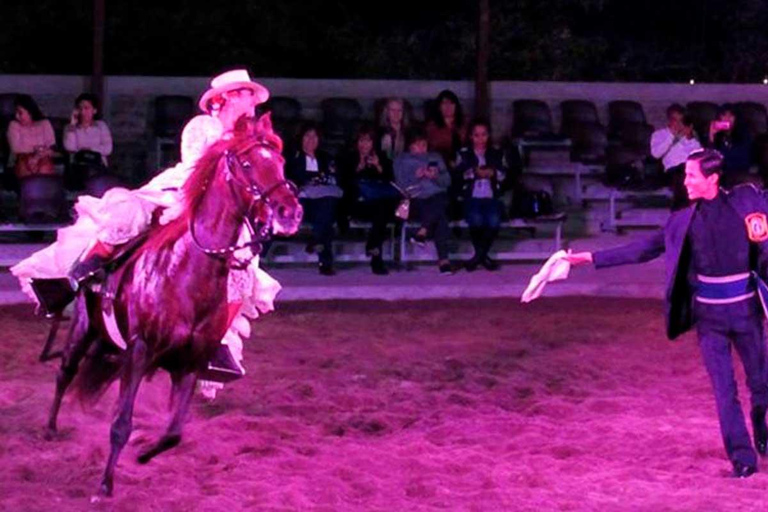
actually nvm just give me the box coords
[137,371,197,464]
[98,336,147,498]
[46,295,96,436]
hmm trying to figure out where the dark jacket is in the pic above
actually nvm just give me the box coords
[593,184,768,340]
[454,146,507,200]
[285,149,336,188]
[336,149,394,201]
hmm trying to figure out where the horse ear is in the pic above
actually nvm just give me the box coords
[256,112,274,134]
[234,115,255,136]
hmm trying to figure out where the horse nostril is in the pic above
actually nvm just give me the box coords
[277,205,289,219]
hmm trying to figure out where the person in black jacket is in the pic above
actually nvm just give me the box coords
[455,120,507,271]
[338,123,398,275]
[285,122,341,275]
[567,149,768,478]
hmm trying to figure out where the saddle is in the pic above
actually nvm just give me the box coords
[31,232,150,317]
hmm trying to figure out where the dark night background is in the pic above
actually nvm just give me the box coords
[1,0,768,82]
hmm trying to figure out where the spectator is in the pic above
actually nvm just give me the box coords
[394,126,454,274]
[286,122,342,276]
[7,94,56,179]
[338,124,399,275]
[426,90,467,219]
[378,98,410,160]
[425,89,467,169]
[63,93,113,189]
[650,104,701,210]
[709,104,753,188]
[455,120,507,271]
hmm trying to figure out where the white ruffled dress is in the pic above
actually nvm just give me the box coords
[11,114,281,380]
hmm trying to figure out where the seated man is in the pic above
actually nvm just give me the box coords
[650,104,701,210]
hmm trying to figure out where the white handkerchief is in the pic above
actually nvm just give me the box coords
[521,250,571,303]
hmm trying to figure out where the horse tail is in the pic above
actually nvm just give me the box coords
[72,337,126,404]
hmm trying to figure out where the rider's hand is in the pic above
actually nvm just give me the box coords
[564,249,593,266]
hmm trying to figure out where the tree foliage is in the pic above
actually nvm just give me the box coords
[1,0,768,82]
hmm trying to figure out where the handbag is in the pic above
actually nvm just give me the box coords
[73,149,106,173]
[357,179,402,201]
[395,198,410,220]
[15,153,54,178]
[513,189,554,218]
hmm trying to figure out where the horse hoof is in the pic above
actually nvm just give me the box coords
[44,427,57,441]
[95,481,113,499]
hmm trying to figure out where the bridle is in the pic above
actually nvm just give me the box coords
[189,137,297,268]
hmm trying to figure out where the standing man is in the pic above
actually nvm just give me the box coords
[567,149,768,478]
[650,104,702,210]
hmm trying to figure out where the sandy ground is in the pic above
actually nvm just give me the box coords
[1,298,768,512]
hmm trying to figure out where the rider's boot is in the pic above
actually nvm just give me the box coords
[30,241,114,316]
[200,302,247,383]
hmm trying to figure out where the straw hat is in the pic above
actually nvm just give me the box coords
[198,69,269,112]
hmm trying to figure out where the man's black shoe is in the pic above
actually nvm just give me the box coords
[733,461,757,478]
[752,406,768,455]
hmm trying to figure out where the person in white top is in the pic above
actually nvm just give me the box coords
[650,104,701,209]
[63,93,113,188]
[13,69,277,395]
[64,93,113,164]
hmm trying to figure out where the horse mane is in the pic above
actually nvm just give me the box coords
[138,119,284,254]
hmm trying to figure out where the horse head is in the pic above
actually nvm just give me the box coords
[224,114,303,237]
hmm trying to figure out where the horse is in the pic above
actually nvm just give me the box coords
[44,114,302,497]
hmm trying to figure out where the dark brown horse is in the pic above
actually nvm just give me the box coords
[45,114,302,497]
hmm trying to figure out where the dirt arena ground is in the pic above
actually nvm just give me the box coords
[2,298,768,511]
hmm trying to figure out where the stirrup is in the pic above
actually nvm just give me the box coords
[199,345,244,383]
[30,277,78,316]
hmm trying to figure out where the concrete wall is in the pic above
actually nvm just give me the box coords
[3,74,768,182]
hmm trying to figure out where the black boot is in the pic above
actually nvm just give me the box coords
[752,406,768,455]
[30,253,109,315]
[370,253,389,275]
[466,227,484,272]
[200,344,244,383]
[480,227,500,271]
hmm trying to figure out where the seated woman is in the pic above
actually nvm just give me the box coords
[425,90,467,219]
[378,98,410,161]
[63,93,113,189]
[286,122,341,276]
[394,126,453,274]
[455,120,507,271]
[7,94,56,180]
[338,123,399,275]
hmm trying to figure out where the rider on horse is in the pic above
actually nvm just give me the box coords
[12,70,278,391]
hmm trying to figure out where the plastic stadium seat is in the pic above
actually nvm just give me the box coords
[616,122,654,156]
[569,122,607,164]
[153,95,195,169]
[512,100,556,139]
[260,96,303,150]
[735,102,768,138]
[18,175,65,223]
[320,98,364,155]
[560,100,600,137]
[608,101,647,138]
[84,174,121,198]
